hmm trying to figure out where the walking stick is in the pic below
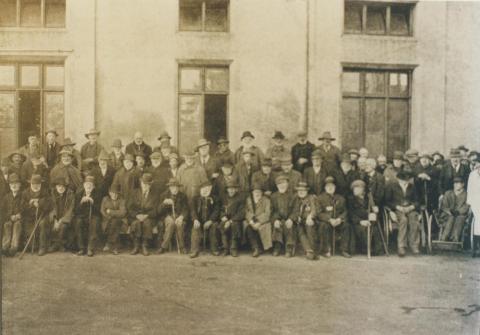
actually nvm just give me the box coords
[367,223,371,260]
[19,206,40,260]
[171,199,180,254]
[424,181,432,253]
[332,199,336,256]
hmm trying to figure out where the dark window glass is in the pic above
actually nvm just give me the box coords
[205,0,228,32]
[366,6,386,35]
[45,0,66,27]
[390,5,410,36]
[344,4,362,33]
[20,0,41,27]
[179,0,203,31]
[0,0,17,27]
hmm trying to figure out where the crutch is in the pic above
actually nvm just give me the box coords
[172,200,180,254]
[19,206,40,260]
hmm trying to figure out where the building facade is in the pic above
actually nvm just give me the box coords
[1,0,479,158]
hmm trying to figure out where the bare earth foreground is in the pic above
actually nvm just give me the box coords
[2,252,479,335]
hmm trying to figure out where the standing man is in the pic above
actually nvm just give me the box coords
[177,150,208,201]
[109,139,125,171]
[125,132,153,166]
[384,151,405,184]
[266,131,288,172]
[60,138,82,170]
[219,180,245,257]
[196,139,220,180]
[214,137,235,165]
[43,129,61,169]
[291,131,315,173]
[440,149,471,194]
[8,151,26,177]
[303,149,329,196]
[154,131,178,153]
[81,128,104,173]
[111,154,139,204]
[362,158,386,209]
[467,158,480,257]
[235,148,259,195]
[213,160,239,204]
[1,174,23,256]
[91,150,116,199]
[316,131,341,171]
[334,153,361,198]
[50,149,83,193]
[234,130,264,167]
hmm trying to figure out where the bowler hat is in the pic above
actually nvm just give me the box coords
[8,150,26,162]
[261,157,272,166]
[30,174,43,185]
[124,153,135,162]
[241,131,255,140]
[98,150,110,161]
[200,180,213,189]
[61,137,76,147]
[45,129,58,136]
[325,176,336,185]
[318,131,335,141]
[396,171,412,181]
[217,137,229,145]
[295,181,309,191]
[84,175,95,184]
[275,175,289,185]
[84,128,101,139]
[195,138,210,151]
[111,139,123,148]
[150,151,162,160]
[141,173,154,184]
[166,178,181,187]
[453,177,464,184]
[157,131,172,141]
[272,131,285,140]
[8,173,21,184]
[351,179,366,190]
[225,180,239,189]
[52,176,68,186]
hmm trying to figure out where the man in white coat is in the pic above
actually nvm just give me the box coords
[467,158,480,257]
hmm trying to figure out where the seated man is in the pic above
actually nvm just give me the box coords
[219,180,245,257]
[49,176,75,253]
[2,174,23,256]
[157,178,189,254]
[101,184,127,255]
[74,175,102,257]
[290,181,316,260]
[385,171,420,257]
[271,175,295,257]
[21,174,52,256]
[128,173,157,256]
[439,177,469,242]
[245,183,272,257]
[190,181,221,258]
[317,176,351,258]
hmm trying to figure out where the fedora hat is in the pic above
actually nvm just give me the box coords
[318,131,336,141]
[157,131,172,141]
[8,173,21,184]
[449,148,462,159]
[61,137,76,147]
[45,129,58,136]
[195,138,210,150]
[111,139,123,148]
[29,174,43,185]
[217,137,229,145]
[241,131,255,140]
[272,131,285,140]
[84,128,101,139]
[141,173,154,184]
[98,150,110,161]
[295,181,309,191]
[166,178,181,187]
[8,150,26,162]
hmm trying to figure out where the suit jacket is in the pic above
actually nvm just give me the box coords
[127,188,157,220]
[190,194,221,223]
[157,190,189,219]
[362,171,386,207]
[385,182,419,210]
[21,187,52,219]
[51,189,75,224]
[196,155,219,180]
[1,191,23,223]
[316,144,341,170]
[440,190,469,217]
[109,151,125,171]
[74,187,103,218]
[291,141,315,172]
[334,168,360,197]
[290,194,317,222]
[91,165,116,199]
[42,142,61,169]
[101,195,127,220]
[245,196,271,224]
[317,193,346,223]
[125,142,153,165]
[111,167,139,203]
[234,146,263,168]
[214,149,235,166]
[50,163,83,192]
[347,194,369,225]
[80,142,104,171]
[266,145,289,171]
[145,165,170,196]
[303,166,330,196]
[177,163,208,200]
[251,170,276,194]
[413,164,440,211]
[439,162,471,194]
[220,192,245,222]
[270,191,294,221]
[235,160,259,194]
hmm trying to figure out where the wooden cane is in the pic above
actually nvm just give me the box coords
[172,200,180,255]
[332,200,336,256]
[19,206,40,260]
[424,181,432,253]
[367,223,371,259]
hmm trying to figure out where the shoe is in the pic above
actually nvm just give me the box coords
[9,247,17,257]
[231,249,238,257]
[252,249,260,258]
[112,249,119,255]
[38,248,46,256]
[180,248,187,255]
[77,249,85,256]
[285,247,292,258]
[398,248,406,257]
[342,251,352,258]
[142,244,149,256]
[306,251,315,260]
[131,240,139,255]
[103,244,110,252]
[273,245,281,257]
[190,252,199,259]
[412,249,420,256]
[211,250,220,256]
[47,245,57,253]
[87,249,94,257]
[157,247,165,255]
[221,249,229,256]
[324,252,331,258]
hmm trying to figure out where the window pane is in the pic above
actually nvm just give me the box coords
[0,93,15,128]
[45,0,66,28]
[341,98,362,151]
[45,65,64,88]
[366,6,386,35]
[20,65,40,87]
[180,67,202,91]
[342,71,361,94]
[179,0,202,31]
[0,0,17,27]
[365,72,385,94]
[387,99,409,159]
[344,4,362,33]
[205,68,228,92]
[390,5,410,36]
[45,93,64,138]
[179,95,202,154]
[365,98,386,156]
[389,72,409,96]
[205,0,228,32]
[0,65,15,87]
[20,0,41,27]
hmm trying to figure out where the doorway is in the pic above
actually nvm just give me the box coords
[18,91,41,146]
[204,94,227,151]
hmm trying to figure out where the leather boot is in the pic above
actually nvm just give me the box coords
[142,240,149,256]
[130,239,140,255]
[272,243,281,256]
[285,246,292,258]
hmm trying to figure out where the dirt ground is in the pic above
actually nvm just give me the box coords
[1,250,479,335]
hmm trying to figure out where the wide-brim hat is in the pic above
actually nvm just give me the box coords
[166,178,181,187]
[318,131,335,141]
[84,128,101,139]
[45,129,58,136]
[141,173,154,184]
[30,174,43,185]
[111,139,123,148]
[61,137,76,147]
[241,131,255,140]
[98,150,111,161]
[8,173,21,184]
[59,148,74,157]
[195,139,210,151]
[8,150,26,162]
[52,176,68,186]
[157,131,172,141]
[449,149,462,159]
[272,131,285,140]
[217,137,229,145]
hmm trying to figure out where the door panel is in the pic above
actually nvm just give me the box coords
[387,99,409,159]
[204,94,227,151]
[364,98,385,157]
[18,90,41,146]
[178,94,202,154]
[341,98,362,151]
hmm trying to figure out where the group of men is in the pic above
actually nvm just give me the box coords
[1,128,479,259]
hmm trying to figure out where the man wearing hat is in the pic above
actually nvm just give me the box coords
[74,175,103,256]
[156,142,175,168]
[109,139,125,170]
[270,175,296,257]
[111,153,139,204]
[43,129,61,169]
[177,149,208,200]
[290,181,317,260]
[8,150,26,177]
[236,147,260,194]
[0,158,11,200]
[154,131,178,154]
[20,152,49,188]
[384,151,405,184]
[457,145,469,166]
[291,131,315,173]
[414,153,440,214]
[244,183,272,257]
[91,150,116,199]
[128,173,157,256]
[125,132,153,167]
[467,158,480,256]
[146,151,170,196]
[376,155,388,175]
[385,171,420,257]
[316,131,341,171]
[214,137,235,165]
[403,149,421,174]
[277,155,302,196]
[362,158,386,209]
[19,134,41,161]
[438,177,469,242]
[134,152,147,179]
[21,174,52,256]
[234,130,264,168]
[1,174,23,256]
[251,157,276,197]
[266,131,289,172]
[100,184,127,255]
[334,153,361,197]
[157,178,189,254]
[196,138,220,180]
[219,179,245,257]
[303,149,329,196]
[59,137,82,170]
[348,149,360,171]
[213,159,239,204]
[50,149,83,192]
[468,151,479,172]
[439,148,470,194]
[317,176,351,258]
[81,128,104,172]
[49,176,75,252]
[189,180,221,258]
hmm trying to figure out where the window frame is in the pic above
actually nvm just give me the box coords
[178,0,230,33]
[0,0,66,29]
[343,1,415,37]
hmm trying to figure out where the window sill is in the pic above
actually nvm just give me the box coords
[0,27,67,33]
[176,30,230,37]
[342,33,417,43]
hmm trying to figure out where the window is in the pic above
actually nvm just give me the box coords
[341,68,412,159]
[178,64,229,153]
[344,1,414,36]
[0,0,65,28]
[179,0,229,32]
[0,62,65,153]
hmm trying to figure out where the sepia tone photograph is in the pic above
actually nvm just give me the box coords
[0,0,479,334]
